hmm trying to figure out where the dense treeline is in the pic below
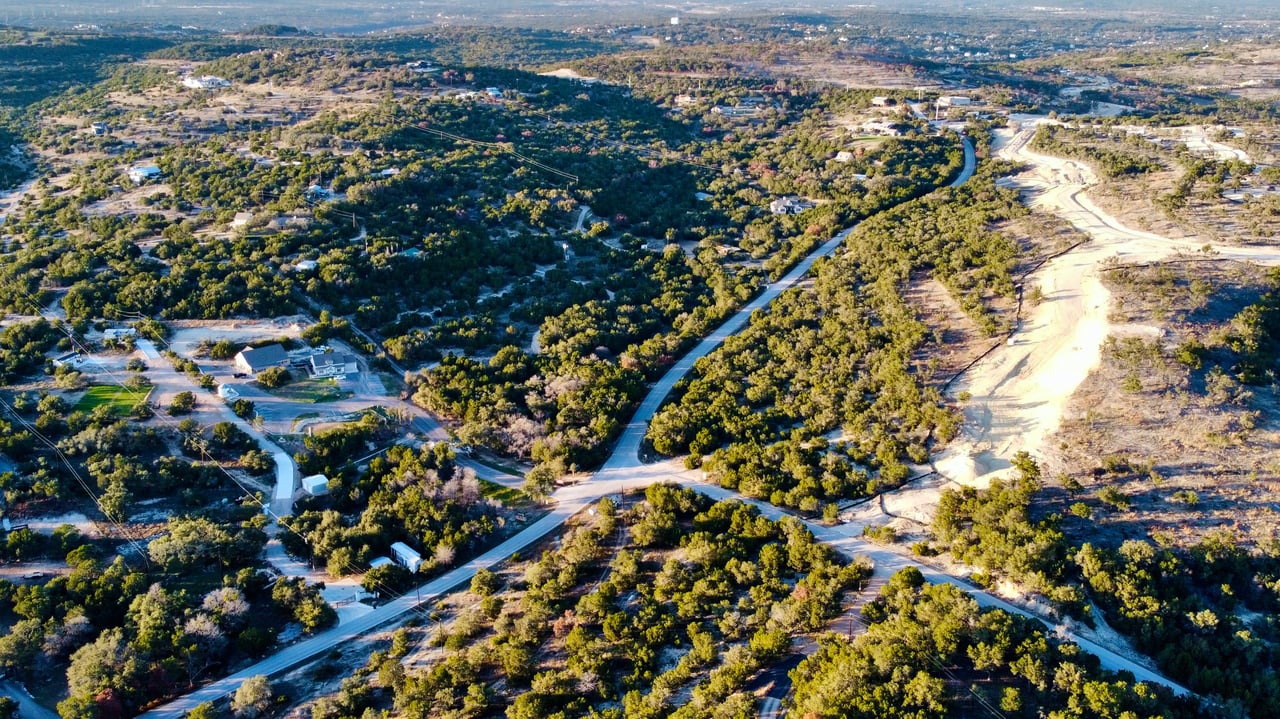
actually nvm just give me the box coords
[282,442,500,580]
[304,484,869,719]
[928,456,1280,716]
[412,127,965,473]
[0,509,335,719]
[0,31,173,109]
[789,566,1197,719]
[647,170,1025,511]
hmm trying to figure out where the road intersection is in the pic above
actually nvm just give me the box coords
[142,136,1192,718]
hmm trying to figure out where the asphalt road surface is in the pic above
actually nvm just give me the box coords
[141,134,1190,718]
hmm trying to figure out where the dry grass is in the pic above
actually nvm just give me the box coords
[1044,260,1280,550]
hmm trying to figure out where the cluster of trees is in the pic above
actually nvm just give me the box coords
[789,566,1196,718]
[312,484,868,719]
[0,509,333,719]
[931,453,1083,613]
[1031,125,1162,179]
[282,443,499,580]
[927,455,1280,715]
[1217,269,1280,385]
[413,113,970,477]
[0,318,64,383]
[648,172,1025,510]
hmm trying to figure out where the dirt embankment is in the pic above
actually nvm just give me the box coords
[881,122,1280,526]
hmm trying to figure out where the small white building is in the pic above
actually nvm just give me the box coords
[390,542,423,573]
[301,474,329,496]
[834,151,855,163]
[231,211,254,229]
[292,259,319,272]
[769,196,814,215]
[182,75,231,90]
[128,166,161,184]
[938,96,972,107]
[369,556,394,570]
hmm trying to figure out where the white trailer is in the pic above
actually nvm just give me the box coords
[390,542,423,573]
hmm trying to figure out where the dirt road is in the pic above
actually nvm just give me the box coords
[934,123,1280,490]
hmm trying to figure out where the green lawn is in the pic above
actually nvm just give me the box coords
[480,479,526,505]
[262,377,347,403]
[74,385,152,416]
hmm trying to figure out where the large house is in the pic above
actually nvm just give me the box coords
[769,196,815,215]
[310,353,359,378]
[234,344,289,375]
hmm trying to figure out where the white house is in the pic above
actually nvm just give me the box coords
[128,166,161,184]
[769,196,814,215]
[310,352,358,378]
[231,211,254,228]
[938,96,972,107]
[390,542,423,573]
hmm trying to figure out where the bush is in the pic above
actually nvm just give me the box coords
[168,390,196,415]
[232,398,256,419]
[257,366,291,388]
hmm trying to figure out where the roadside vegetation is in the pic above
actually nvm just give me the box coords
[647,163,1025,512]
[295,485,870,719]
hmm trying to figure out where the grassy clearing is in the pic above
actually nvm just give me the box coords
[74,385,152,416]
[262,377,347,403]
[479,479,526,505]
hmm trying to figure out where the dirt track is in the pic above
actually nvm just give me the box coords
[931,123,1280,496]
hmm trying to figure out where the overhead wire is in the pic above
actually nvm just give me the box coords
[11,289,437,615]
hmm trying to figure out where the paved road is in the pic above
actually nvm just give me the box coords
[952,136,976,188]
[137,340,298,518]
[687,482,1191,696]
[142,133,1189,717]
[0,680,60,719]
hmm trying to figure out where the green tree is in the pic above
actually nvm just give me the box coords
[470,567,500,596]
[168,390,197,415]
[257,366,291,388]
[232,675,273,719]
[523,461,560,503]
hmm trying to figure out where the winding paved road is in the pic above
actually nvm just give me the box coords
[140,135,1194,717]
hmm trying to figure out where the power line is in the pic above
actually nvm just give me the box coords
[0,395,152,566]
[11,290,433,612]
